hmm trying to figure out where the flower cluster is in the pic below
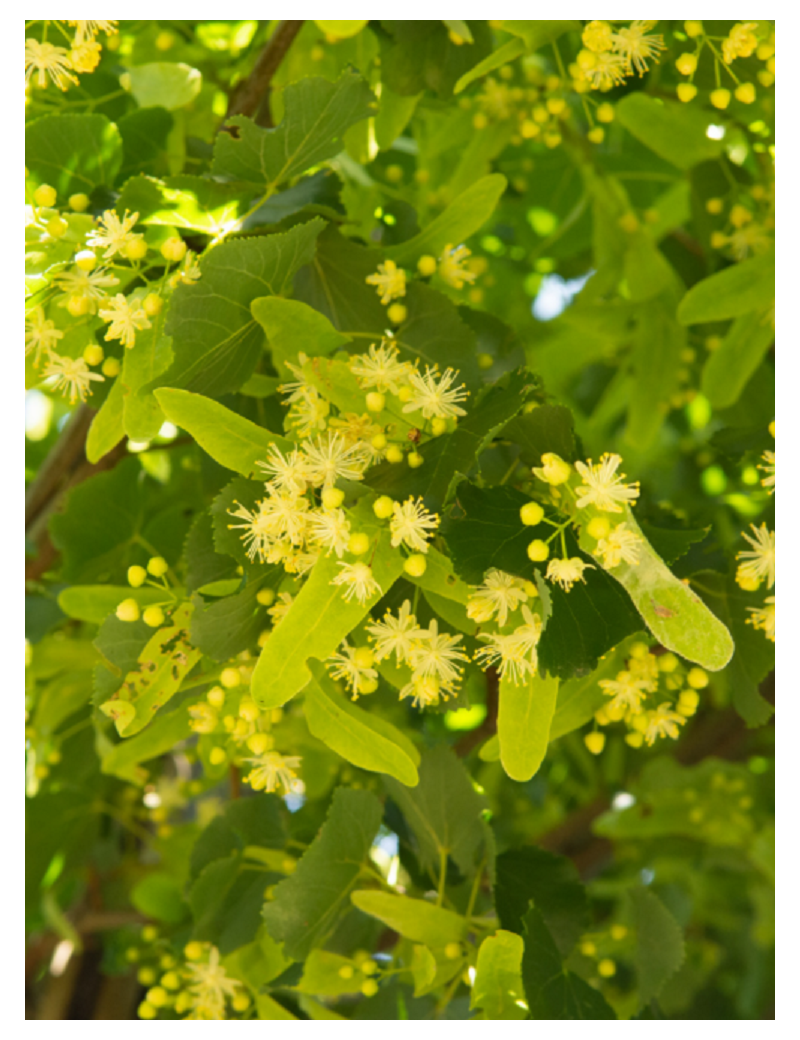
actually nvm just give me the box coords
[584,643,710,754]
[734,425,775,644]
[574,20,665,91]
[25,21,118,93]
[674,21,774,106]
[135,939,252,1021]
[26,193,198,404]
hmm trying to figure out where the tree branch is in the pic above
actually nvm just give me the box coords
[226,20,305,127]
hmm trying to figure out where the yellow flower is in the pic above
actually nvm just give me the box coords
[390,497,440,554]
[25,39,78,91]
[612,21,665,76]
[99,294,152,349]
[582,21,614,53]
[758,450,775,494]
[747,596,775,642]
[401,365,468,420]
[407,619,469,686]
[574,453,640,512]
[599,672,649,716]
[722,22,759,64]
[735,523,775,590]
[643,703,685,746]
[533,452,572,485]
[366,600,422,665]
[70,39,102,73]
[25,307,63,367]
[595,522,642,568]
[545,557,594,592]
[437,244,478,290]
[182,945,243,1020]
[350,340,412,394]
[582,51,628,90]
[366,260,406,304]
[302,432,370,488]
[332,561,382,605]
[467,569,530,627]
[257,445,310,496]
[306,507,351,559]
[88,210,141,259]
[245,751,302,794]
[68,20,119,45]
[326,642,378,697]
[42,355,104,404]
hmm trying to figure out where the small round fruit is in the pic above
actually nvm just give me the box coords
[366,391,385,413]
[387,303,407,324]
[371,433,387,451]
[527,539,550,562]
[520,501,545,526]
[116,598,140,622]
[102,357,121,377]
[143,606,165,628]
[675,53,697,76]
[710,88,731,110]
[147,556,169,577]
[348,532,370,556]
[403,554,427,577]
[373,495,395,519]
[33,184,57,207]
[361,978,379,997]
[161,236,187,262]
[207,686,225,708]
[83,344,104,366]
[584,732,606,755]
[143,293,163,316]
[408,451,424,468]
[128,565,147,587]
[735,82,756,104]
[221,667,241,688]
[385,446,404,464]
[69,193,90,212]
[322,486,345,509]
[123,237,148,260]
[417,255,437,277]
[687,667,709,689]
[431,418,447,436]
[677,83,698,103]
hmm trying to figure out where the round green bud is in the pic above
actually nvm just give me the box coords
[444,942,462,960]
[208,747,227,766]
[232,992,251,1012]
[520,501,545,526]
[430,417,447,436]
[385,445,404,464]
[102,357,121,377]
[349,532,371,556]
[353,647,375,669]
[69,193,90,212]
[657,652,679,673]
[67,295,90,316]
[247,732,271,755]
[586,516,611,540]
[116,598,140,622]
[256,588,276,607]
[477,353,494,370]
[128,565,147,587]
[137,967,157,986]
[408,451,424,469]
[584,732,606,755]
[373,495,395,519]
[146,986,169,1008]
[147,556,169,577]
[358,678,379,695]
[387,303,407,324]
[404,554,427,577]
[161,236,187,262]
[371,433,388,451]
[221,667,242,688]
[161,971,180,990]
[207,686,226,709]
[143,293,163,317]
[83,344,104,366]
[397,386,413,403]
[184,941,204,961]
[238,697,259,721]
[338,965,354,980]
[361,978,379,998]
[366,391,385,413]
[47,215,68,238]
[123,237,148,261]
[598,958,616,978]
[527,539,549,562]
[687,667,709,689]
[33,184,57,207]
[143,606,165,628]
[138,1001,157,1020]
[321,486,345,509]
[417,255,437,277]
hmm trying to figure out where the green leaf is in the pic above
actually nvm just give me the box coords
[304,661,420,786]
[251,296,350,375]
[626,297,685,449]
[123,62,202,110]
[350,891,466,946]
[294,224,389,333]
[296,950,363,996]
[395,282,483,391]
[503,404,576,467]
[25,113,123,196]
[121,317,173,440]
[250,501,405,710]
[153,218,324,397]
[521,908,616,1020]
[500,21,582,51]
[578,510,734,672]
[100,703,192,783]
[190,575,278,661]
[447,484,641,678]
[701,310,775,409]
[623,234,675,302]
[495,847,588,957]
[368,371,536,511]
[454,38,526,94]
[131,871,188,924]
[85,375,126,463]
[379,20,493,97]
[116,108,174,181]
[692,570,774,726]
[497,672,560,783]
[470,931,527,1020]
[629,887,685,1007]
[385,173,507,267]
[116,174,250,236]
[262,787,382,960]
[677,250,775,324]
[616,94,725,170]
[191,797,285,880]
[184,512,239,593]
[383,745,488,878]
[49,457,144,583]
[154,388,292,476]
[58,584,166,624]
[374,88,422,148]
[213,72,375,189]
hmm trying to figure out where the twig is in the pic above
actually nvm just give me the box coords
[25,404,93,531]
[226,21,305,127]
